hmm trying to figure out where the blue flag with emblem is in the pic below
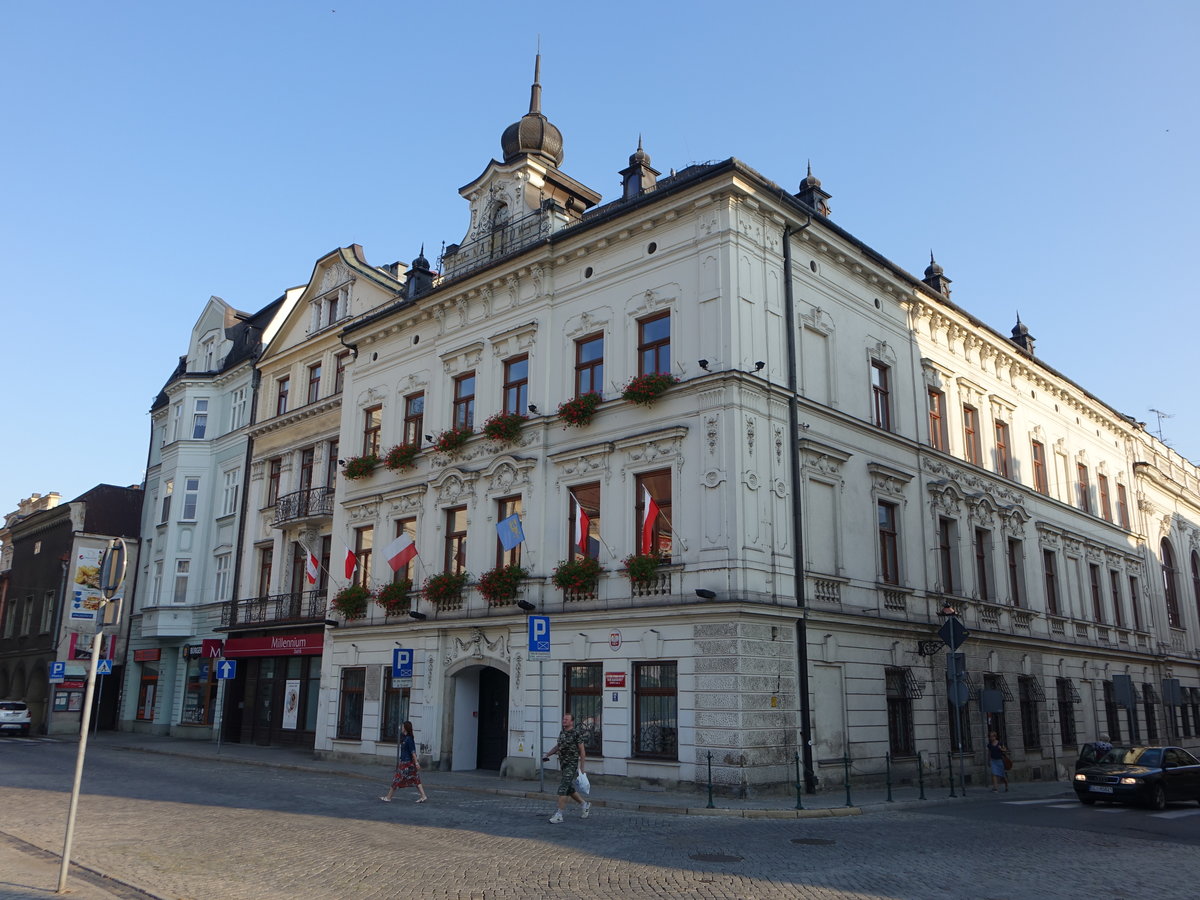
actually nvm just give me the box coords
[497,513,525,551]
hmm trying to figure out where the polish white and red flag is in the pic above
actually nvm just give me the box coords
[344,547,358,580]
[573,497,590,554]
[384,533,418,572]
[641,486,660,555]
[305,550,320,585]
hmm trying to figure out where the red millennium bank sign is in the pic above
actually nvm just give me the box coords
[222,633,324,658]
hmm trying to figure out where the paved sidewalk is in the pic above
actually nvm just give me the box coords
[0,831,153,900]
[83,731,1074,819]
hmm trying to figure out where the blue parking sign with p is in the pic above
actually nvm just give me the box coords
[528,615,550,654]
[392,648,413,679]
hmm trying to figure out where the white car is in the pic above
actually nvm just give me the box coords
[0,700,32,735]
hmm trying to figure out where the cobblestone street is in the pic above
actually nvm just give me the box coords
[2,739,1198,899]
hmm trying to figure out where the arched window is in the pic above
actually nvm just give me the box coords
[1191,550,1200,623]
[488,202,510,259]
[1161,538,1182,628]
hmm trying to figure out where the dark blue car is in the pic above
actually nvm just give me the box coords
[1073,746,1200,810]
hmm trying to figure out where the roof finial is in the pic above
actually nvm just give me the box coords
[529,50,542,115]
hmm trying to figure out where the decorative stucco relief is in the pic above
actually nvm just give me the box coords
[444,628,509,669]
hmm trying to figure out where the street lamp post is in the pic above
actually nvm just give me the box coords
[923,603,969,798]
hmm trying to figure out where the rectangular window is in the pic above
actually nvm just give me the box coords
[877,501,899,585]
[962,405,981,465]
[181,657,217,726]
[257,546,273,597]
[191,398,209,439]
[1129,575,1143,631]
[1116,483,1130,529]
[1018,676,1042,750]
[181,477,200,521]
[1056,678,1078,747]
[1097,474,1112,522]
[635,470,672,557]
[215,553,231,602]
[1006,538,1023,607]
[570,482,601,561]
[444,507,467,574]
[326,440,340,489]
[1109,569,1124,628]
[502,355,529,416]
[276,376,290,416]
[266,458,282,506]
[354,526,373,588]
[160,479,173,523]
[974,528,993,601]
[334,351,350,394]
[938,517,957,594]
[1103,681,1122,743]
[230,387,248,431]
[136,665,158,721]
[1076,464,1091,513]
[994,420,1011,478]
[307,363,322,405]
[871,361,892,431]
[575,334,604,397]
[152,560,163,606]
[928,389,947,450]
[638,312,671,376]
[453,373,476,429]
[633,661,677,760]
[173,559,190,604]
[172,403,182,441]
[983,674,1008,744]
[1031,440,1048,494]
[380,674,410,744]
[1143,684,1159,742]
[362,405,382,456]
[393,518,417,584]
[222,469,240,517]
[564,663,603,757]
[336,667,366,740]
[1089,564,1104,623]
[403,393,425,446]
[1043,549,1060,616]
[496,496,523,568]
[299,447,315,492]
[885,667,916,757]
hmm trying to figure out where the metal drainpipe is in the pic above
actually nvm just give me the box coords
[230,365,262,604]
[782,217,817,792]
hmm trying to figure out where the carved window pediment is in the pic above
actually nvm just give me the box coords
[440,342,485,375]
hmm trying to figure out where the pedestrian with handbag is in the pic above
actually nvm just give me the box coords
[381,720,428,803]
[542,712,590,823]
[988,730,1010,792]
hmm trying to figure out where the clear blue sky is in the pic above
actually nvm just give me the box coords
[2,1,1195,513]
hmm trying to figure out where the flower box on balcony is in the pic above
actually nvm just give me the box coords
[331,583,371,619]
[423,571,469,606]
[375,579,412,616]
[432,425,473,458]
[481,411,527,446]
[557,391,602,429]
[552,556,602,594]
[383,443,420,472]
[343,454,381,480]
[620,552,665,585]
[621,372,679,406]
[477,563,528,605]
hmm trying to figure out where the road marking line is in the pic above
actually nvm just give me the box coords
[1148,808,1200,819]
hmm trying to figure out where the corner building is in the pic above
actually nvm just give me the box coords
[313,66,1200,792]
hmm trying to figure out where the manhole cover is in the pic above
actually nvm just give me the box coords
[791,838,836,846]
[689,853,743,863]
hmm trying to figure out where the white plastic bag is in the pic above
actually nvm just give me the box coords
[574,771,591,795]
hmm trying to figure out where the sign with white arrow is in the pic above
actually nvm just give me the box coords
[216,659,237,680]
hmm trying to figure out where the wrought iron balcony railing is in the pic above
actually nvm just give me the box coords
[220,590,326,629]
[273,486,334,526]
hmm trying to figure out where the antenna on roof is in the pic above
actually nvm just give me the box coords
[1149,408,1174,443]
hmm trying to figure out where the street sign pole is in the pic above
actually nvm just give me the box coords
[538,657,545,794]
[57,631,102,894]
[216,675,226,755]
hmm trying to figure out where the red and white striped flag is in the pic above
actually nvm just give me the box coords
[641,486,660,555]
[384,533,418,572]
[305,550,319,585]
[344,547,358,580]
[573,496,590,555]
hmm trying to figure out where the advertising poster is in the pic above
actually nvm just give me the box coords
[282,680,301,730]
[70,547,104,622]
[67,693,84,712]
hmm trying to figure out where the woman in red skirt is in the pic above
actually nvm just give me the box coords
[381,720,428,802]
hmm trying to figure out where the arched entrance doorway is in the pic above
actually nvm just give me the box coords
[450,664,509,771]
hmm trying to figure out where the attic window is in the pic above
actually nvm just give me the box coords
[313,287,349,331]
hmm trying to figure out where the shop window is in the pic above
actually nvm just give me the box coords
[136,665,158,721]
[181,657,217,725]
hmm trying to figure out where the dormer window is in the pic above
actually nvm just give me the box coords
[201,337,216,371]
[312,287,350,332]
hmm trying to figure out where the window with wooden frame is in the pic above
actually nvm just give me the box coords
[634,470,672,557]
[974,528,993,601]
[298,447,315,493]
[444,506,467,574]
[938,517,958,594]
[1192,551,1200,625]
[1006,538,1024,607]
[354,526,373,589]
[1143,684,1159,742]
[393,518,417,583]
[1116,483,1131,529]
[334,351,350,394]
[928,389,948,450]
[403,393,424,446]
[633,661,677,760]
[1043,549,1060,616]
[885,667,917,757]
[495,496,523,568]
[1018,676,1042,750]
[1056,678,1079,748]
[962,405,981,465]
[336,667,366,740]
[1089,563,1104,623]
[1162,538,1182,628]
[564,663,603,756]
[453,372,476,428]
[575,333,604,397]
[362,405,382,456]
[325,441,339,488]
[877,500,899,585]
[1129,575,1143,631]
[637,312,671,376]
[1109,569,1124,628]
[1097,474,1112,522]
[994,420,1011,478]
[570,482,601,561]
[502,355,529,416]
[870,361,892,431]
[307,363,322,405]
[257,546,273,597]
[1076,464,1091,513]
[266,458,282,506]
[276,376,290,416]
[380,674,410,744]
[1031,440,1048,494]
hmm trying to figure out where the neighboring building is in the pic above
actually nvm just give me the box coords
[0,485,140,734]
[120,294,294,736]
[217,246,404,747]
[305,62,1200,793]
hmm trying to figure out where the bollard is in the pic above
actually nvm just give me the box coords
[948,750,957,798]
[918,750,926,800]
[794,751,804,810]
[885,752,893,802]
[843,753,852,807]
[706,750,715,809]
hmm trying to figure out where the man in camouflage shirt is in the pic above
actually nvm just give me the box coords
[543,712,591,823]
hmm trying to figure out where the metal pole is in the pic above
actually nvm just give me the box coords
[794,751,804,810]
[706,751,715,808]
[537,658,544,795]
[215,667,226,755]
[57,636,102,893]
[947,646,962,797]
[885,752,893,802]
[917,750,926,800]
[843,753,852,807]
[92,673,103,737]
